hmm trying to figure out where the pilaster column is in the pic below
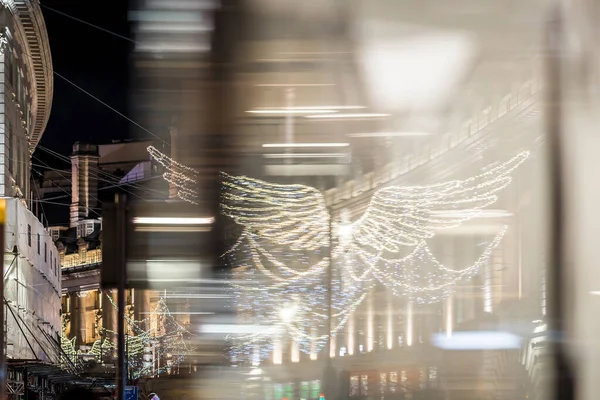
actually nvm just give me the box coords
[133,289,151,331]
[68,292,83,347]
[101,290,118,361]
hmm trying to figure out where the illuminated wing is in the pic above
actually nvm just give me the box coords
[147,146,199,204]
[221,172,329,250]
[353,151,529,252]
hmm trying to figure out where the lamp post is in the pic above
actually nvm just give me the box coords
[324,211,335,400]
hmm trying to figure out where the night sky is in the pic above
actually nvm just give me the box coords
[37,0,132,165]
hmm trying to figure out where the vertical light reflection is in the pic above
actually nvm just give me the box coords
[445,295,453,337]
[329,335,336,358]
[252,344,261,366]
[484,259,493,313]
[367,292,374,352]
[406,302,413,347]
[348,314,355,355]
[273,339,282,365]
[291,339,300,363]
[387,296,394,349]
[311,325,318,360]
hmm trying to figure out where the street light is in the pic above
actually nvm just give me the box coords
[279,303,298,324]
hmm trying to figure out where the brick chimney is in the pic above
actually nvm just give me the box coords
[70,142,99,227]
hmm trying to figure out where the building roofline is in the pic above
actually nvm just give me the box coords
[5,0,54,150]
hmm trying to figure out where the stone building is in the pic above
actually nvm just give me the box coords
[0,0,71,397]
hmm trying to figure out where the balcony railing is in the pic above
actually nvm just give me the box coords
[61,249,102,268]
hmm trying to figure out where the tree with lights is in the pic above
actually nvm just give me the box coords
[62,295,194,379]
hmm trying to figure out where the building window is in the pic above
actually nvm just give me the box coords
[51,229,60,241]
[360,375,368,396]
[27,224,31,247]
[86,223,94,236]
[389,372,398,393]
[37,233,40,254]
[350,376,359,397]
[310,381,320,400]
[380,373,387,395]
[44,242,47,262]
[300,381,309,400]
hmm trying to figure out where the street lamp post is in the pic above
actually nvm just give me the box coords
[324,209,336,400]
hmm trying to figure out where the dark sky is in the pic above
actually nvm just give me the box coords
[37,0,132,164]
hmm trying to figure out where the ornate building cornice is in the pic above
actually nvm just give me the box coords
[3,0,54,150]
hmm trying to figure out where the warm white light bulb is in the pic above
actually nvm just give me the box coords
[280,304,298,323]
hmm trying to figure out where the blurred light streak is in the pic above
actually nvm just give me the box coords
[367,295,374,352]
[305,113,390,119]
[263,153,347,159]
[347,131,433,137]
[406,302,413,347]
[145,0,219,10]
[291,340,300,363]
[247,109,337,114]
[137,23,213,33]
[257,106,365,110]
[347,315,355,355]
[254,83,335,87]
[431,331,522,350]
[199,324,273,334]
[129,11,206,22]
[132,217,214,225]
[162,294,231,299]
[273,339,282,365]
[329,336,336,358]
[262,143,349,148]
[387,302,393,349]
[430,210,513,219]
[446,296,453,337]
[135,43,211,53]
[140,312,215,315]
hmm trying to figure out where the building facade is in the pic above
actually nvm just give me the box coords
[0,1,70,397]
[0,0,52,201]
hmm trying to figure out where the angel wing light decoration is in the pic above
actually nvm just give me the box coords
[148,145,200,204]
[220,151,528,360]
[147,144,529,361]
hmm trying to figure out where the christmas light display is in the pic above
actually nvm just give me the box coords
[61,294,194,378]
[147,145,199,204]
[145,143,528,362]
[222,152,529,362]
[61,318,78,366]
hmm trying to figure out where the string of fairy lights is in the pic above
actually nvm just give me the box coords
[147,145,200,204]
[222,152,529,362]
[61,293,194,378]
[146,144,529,363]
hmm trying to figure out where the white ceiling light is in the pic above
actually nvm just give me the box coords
[246,109,337,115]
[305,113,390,119]
[254,83,335,87]
[132,217,214,225]
[263,153,348,158]
[431,331,522,350]
[262,143,349,148]
[256,106,365,111]
[431,209,513,219]
[347,131,433,137]
[353,18,476,113]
